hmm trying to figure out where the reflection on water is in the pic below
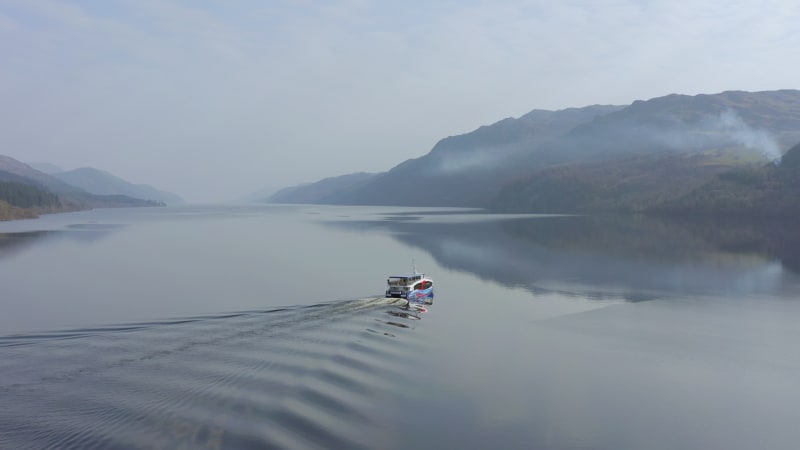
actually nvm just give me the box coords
[321,212,800,301]
[0,231,54,260]
[3,206,800,449]
[0,298,429,450]
[0,225,124,260]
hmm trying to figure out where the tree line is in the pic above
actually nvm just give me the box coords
[0,181,62,209]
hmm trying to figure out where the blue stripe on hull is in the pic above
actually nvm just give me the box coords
[406,288,434,303]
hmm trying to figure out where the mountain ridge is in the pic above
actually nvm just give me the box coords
[0,155,167,221]
[52,167,183,205]
[267,89,800,216]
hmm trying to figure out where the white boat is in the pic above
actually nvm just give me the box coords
[385,264,434,305]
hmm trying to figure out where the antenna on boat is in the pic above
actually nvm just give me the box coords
[412,258,417,275]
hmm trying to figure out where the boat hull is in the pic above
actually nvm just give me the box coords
[385,288,433,299]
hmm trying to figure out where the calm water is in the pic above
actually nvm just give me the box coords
[1,205,799,449]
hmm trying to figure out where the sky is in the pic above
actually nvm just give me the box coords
[1,0,799,203]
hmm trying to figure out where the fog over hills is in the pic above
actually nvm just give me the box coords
[27,162,64,174]
[559,90,800,162]
[52,167,184,205]
[267,89,800,215]
[268,104,626,206]
[1,155,169,220]
[1,155,91,201]
[269,172,376,204]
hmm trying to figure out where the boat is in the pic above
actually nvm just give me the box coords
[385,263,434,305]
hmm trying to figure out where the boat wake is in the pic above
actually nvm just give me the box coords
[0,296,435,449]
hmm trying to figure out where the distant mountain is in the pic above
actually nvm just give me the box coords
[27,162,64,174]
[0,155,82,195]
[272,105,624,205]
[0,155,97,212]
[267,172,377,204]
[270,90,800,214]
[52,167,184,205]
[0,155,165,220]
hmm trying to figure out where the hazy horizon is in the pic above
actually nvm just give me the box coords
[2,1,799,202]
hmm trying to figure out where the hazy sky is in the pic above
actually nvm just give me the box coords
[1,0,799,202]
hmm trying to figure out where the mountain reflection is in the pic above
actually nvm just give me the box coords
[0,225,125,260]
[320,212,800,301]
[0,231,55,260]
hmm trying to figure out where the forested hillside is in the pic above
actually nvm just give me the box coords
[269,90,800,215]
[0,180,61,209]
[0,174,65,220]
[651,141,800,217]
[1,155,168,221]
[490,150,758,213]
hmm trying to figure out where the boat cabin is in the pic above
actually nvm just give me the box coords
[387,274,424,287]
[386,273,434,298]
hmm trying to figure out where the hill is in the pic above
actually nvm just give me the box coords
[267,172,377,204]
[0,178,61,221]
[270,90,800,211]
[650,141,800,217]
[559,90,800,162]
[0,155,165,220]
[52,167,183,205]
[490,149,760,213]
[27,162,64,174]
[271,105,625,205]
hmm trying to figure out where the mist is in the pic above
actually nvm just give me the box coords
[715,109,782,161]
[654,108,783,160]
[2,1,800,202]
[421,105,788,182]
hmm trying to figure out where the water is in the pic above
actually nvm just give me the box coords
[1,205,799,449]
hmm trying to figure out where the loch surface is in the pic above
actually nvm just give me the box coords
[1,205,799,449]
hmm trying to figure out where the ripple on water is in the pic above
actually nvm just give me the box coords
[0,298,435,449]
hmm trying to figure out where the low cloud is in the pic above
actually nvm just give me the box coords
[713,109,781,161]
[642,108,782,161]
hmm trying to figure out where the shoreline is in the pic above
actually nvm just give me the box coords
[0,200,40,221]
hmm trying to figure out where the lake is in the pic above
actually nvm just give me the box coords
[1,205,799,449]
